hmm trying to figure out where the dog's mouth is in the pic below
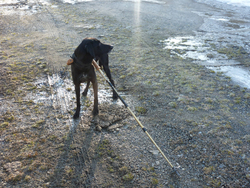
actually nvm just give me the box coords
[107,45,113,53]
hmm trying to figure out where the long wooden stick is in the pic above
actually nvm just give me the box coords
[92,60,179,175]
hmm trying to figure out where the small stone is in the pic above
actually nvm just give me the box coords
[107,124,123,130]
[3,161,22,173]
[100,121,109,128]
[95,125,102,132]
[149,150,159,155]
[108,115,113,121]
[219,164,225,168]
[207,54,214,58]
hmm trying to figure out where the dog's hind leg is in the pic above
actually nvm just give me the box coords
[73,83,81,119]
[83,81,90,96]
[103,65,118,100]
[100,54,118,100]
[92,79,99,116]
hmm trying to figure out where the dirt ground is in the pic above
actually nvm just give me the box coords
[1,0,250,187]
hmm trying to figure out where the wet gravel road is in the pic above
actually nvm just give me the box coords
[1,0,250,187]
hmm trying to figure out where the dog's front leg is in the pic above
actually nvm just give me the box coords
[92,80,99,116]
[73,83,81,119]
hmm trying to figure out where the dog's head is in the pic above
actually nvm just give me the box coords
[85,38,113,58]
[75,38,113,61]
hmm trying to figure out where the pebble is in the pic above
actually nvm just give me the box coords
[149,150,159,155]
[107,124,123,130]
[219,164,225,168]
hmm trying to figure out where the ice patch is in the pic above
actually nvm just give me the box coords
[196,0,250,7]
[61,0,165,4]
[216,0,250,7]
[211,17,229,22]
[0,0,20,4]
[0,0,51,15]
[61,0,93,4]
[124,0,165,4]
[161,35,250,89]
[208,66,250,89]
[24,73,126,117]
[161,36,211,61]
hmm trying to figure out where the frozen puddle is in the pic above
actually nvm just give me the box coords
[161,35,245,65]
[0,0,165,15]
[25,73,126,117]
[61,0,93,4]
[208,66,250,89]
[0,0,51,15]
[162,35,250,89]
[60,0,165,4]
[124,0,165,4]
[162,36,210,61]
[216,0,250,7]
[161,0,250,89]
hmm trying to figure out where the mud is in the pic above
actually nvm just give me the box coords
[1,0,250,187]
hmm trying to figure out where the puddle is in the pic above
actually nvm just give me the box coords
[74,24,101,29]
[24,73,127,117]
[161,34,250,89]
[216,0,250,7]
[160,35,244,64]
[60,0,165,4]
[124,0,165,4]
[0,0,51,15]
[21,72,132,131]
[208,66,250,89]
[0,0,165,15]
[161,1,250,89]
[196,0,250,7]
[161,36,210,61]
[61,0,93,4]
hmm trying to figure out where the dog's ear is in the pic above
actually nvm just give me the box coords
[85,43,95,58]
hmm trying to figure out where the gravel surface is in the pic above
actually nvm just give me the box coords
[0,0,250,187]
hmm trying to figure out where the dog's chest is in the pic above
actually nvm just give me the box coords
[79,73,89,82]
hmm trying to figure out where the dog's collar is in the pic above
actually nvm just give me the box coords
[70,53,81,66]
[70,53,93,68]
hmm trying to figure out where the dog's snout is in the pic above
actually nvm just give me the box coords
[110,45,113,50]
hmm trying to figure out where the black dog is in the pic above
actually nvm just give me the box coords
[69,37,117,119]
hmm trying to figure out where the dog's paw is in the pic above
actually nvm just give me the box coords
[113,92,118,100]
[82,91,88,96]
[73,112,79,119]
[92,109,99,116]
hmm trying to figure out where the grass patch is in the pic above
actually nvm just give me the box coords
[203,166,215,174]
[187,106,198,112]
[122,173,134,181]
[135,106,147,114]
[1,122,9,128]
[151,177,159,185]
[32,120,45,128]
[217,46,247,59]
[168,102,177,108]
